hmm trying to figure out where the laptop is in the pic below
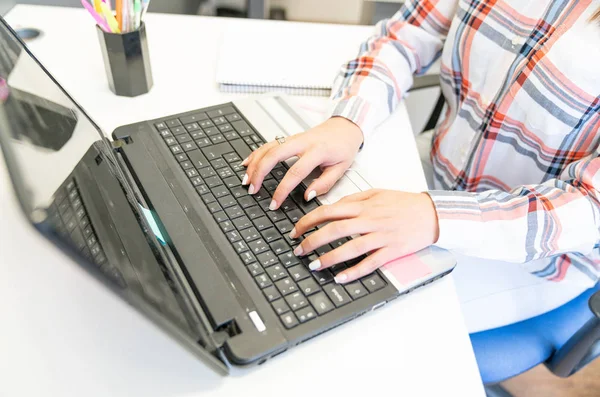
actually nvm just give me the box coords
[0,16,456,375]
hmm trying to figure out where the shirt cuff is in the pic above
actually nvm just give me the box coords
[328,96,377,146]
[426,190,485,252]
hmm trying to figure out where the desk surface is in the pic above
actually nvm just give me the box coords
[0,5,484,397]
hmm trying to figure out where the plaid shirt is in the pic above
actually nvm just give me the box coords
[331,0,600,285]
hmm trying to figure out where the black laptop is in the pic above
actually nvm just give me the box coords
[0,16,454,374]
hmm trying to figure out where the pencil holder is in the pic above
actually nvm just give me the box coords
[96,23,153,97]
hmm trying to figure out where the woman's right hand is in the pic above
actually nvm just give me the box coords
[242,116,364,210]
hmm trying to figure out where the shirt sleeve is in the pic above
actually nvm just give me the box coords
[329,0,458,142]
[428,151,600,269]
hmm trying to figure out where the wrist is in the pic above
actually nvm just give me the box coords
[421,192,440,244]
[329,116,364,149]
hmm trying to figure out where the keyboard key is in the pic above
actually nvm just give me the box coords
[164,136,177,146]
[185,168,199,178]
[190,130,206,139]
[166,118,181,128]
[272,299,290,315]
[279,251,300,267]
[241,227,260,242]
[226,113,241,122]
[196,138,211,148]
[246,206,264,220]
[211,158,227,169]
[263,286,281,302]
[266,263,287,281]
[170,145,183,154]
[233,216,253,230]
[309,292,334,315]
[185,122,201,132]
[176,134,192,144]
[226,230,241,243]
[270,240,290,255]
[208,107,235,118]
[288,265,310,282]
[344,281,369,299]
[263,179,278,192]
[330,263,347,275]
[175,153,188,162]
[215,168,232,179]
[287,209,304,223]
[232,187,250,199]
[199,119,214,128]
[257,251,278,268]
[267,209,286,223]
[225,205,244,219]
[207,202,222,213]
[171,126,187,135]
[285,292,309,311]
[223,175,240,187]
[202,193,216,204]
[280,312,298,329]
[199,167,216,178]
[249,239,269,255]
[205,176,222,188]
[218,195,236,208]
[313,269,334,285]
[251,134,262,143]
[224,152,241,163]
[254,188,270,201]
[219,220,234,233]
[155,121,167,130]
[298,278,321,296]
[240,251,256,265]
[210,134,226,144]
[280,199,298,212]
[229,139,253,160]
[159,129,173,138]
[202,142,234,160]
[213,116,227,125]
[295,306,316,323]
[213,211,228,223]
[211,185,229,198]
[261,227,281,243]
[271,167,286,180]
[255,274,272,289]
[247,263,263,276]
[231,120,253,135]
[362,274,386,292]
[275,219,294,234]
[275,278,298,296]
[204,127,219,136]
[257,198,272,212]
[187,150,209,168]
[316,244,332,256]
[324,284,352,308]
[196,185,209,195]
[224,131,240,140]
[331,237,349,249]
[180,160,194,170]
[232,240,249,254]
[180,112,208,124]
[253,216,273,231]
[190,176,203,187]
[218,123,233,132]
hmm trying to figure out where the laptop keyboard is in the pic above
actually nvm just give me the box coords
[48,178,125,287]
[154,104,386,329]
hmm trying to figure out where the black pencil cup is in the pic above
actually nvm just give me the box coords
[96,23,153,97]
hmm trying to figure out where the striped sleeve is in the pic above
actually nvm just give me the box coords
[428,152,600,270]
[329,0,458,142]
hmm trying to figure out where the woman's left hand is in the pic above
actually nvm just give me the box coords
[290,189,440,283]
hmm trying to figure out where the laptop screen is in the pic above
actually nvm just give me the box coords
[0,17,211,352]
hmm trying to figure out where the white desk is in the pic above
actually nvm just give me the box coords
[0,5,484,397]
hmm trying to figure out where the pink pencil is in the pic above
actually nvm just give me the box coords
[81,0,111,32]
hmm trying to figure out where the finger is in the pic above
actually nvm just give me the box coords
[336,189,380,204]
[293,218,373,256]
[242,141,275,185]
[308,233,387,271]
[334,248,397,284]
[269,150,323,209]
[304,163,348,201]
[291,201,363,238]
[246,139,303,195]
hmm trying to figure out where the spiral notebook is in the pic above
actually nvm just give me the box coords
[216,20,374,97]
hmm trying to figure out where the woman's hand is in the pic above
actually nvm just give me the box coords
[290,189,440,284]
[242,117,363,210]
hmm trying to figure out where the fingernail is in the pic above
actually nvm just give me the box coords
[306,190,317,201]
[241,157,249,166]
[242,174,249,185]
[293,245,304,256]
[334,273,348,284]
[248,184,255,195]
[309,259,321,271]
[269,200,277,211]
[289,227,297,239]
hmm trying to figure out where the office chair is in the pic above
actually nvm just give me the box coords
[410,74,600,397]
